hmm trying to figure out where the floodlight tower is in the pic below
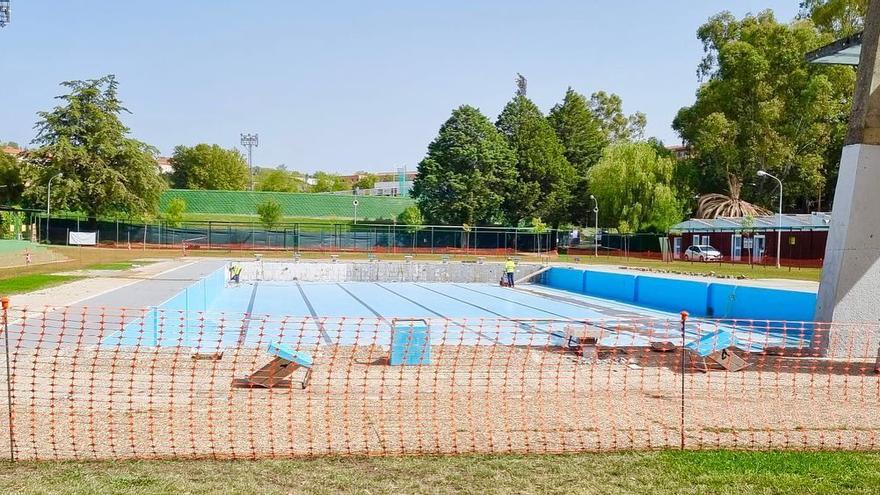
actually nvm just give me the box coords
[240,133,259,191]
[0,1,11,28]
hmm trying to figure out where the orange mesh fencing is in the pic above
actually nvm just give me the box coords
[0,306,878,461]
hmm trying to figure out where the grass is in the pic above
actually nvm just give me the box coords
[0,451,877,494]
[85,261,153,271]
[181,213,358,224]
[557,254,822,282]
[0,245,822,283]
[0,274,82,295]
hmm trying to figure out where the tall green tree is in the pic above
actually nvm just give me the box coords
[169,144,249,190]
[310,172,348,192]
[673,11,855,212]
[589,91,647,142]
[496,95,575,226]
[799,0,867,36]
[548,88,608,225]
[588,142,684,232]
[411,105,516,225]
[0,153,23,205]
[22,75,166,217]
[255,167,303,192]
[353,173,378,191]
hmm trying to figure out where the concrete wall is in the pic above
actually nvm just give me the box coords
[235,261,546,283]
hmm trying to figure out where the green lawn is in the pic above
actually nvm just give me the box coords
[558,254,822,281]
[0,274,81,295]
[1,451,877,494]
[85,261,153,271]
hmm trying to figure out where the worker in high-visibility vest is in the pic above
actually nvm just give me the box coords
[230,263,243,284]
[504,257,516,288]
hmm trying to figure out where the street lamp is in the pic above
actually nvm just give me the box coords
[46,172,62,244]
[590,194,599,257]
[757,170,783,268]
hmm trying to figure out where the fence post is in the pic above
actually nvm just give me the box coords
[679,310,689,451]
[2,297,14,462]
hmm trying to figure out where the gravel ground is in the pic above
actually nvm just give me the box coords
[0,344,877,461]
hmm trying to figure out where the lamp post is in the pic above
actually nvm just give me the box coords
[46,172,62,244]
[240,133,259,191]
[590,194,599,257]
[757,170,783,268]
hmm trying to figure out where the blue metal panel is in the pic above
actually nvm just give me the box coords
[390,321,431,365]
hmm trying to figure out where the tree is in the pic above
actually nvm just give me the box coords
[496,94,575,226]
[256,199,282,230]
[164,198,187,228]
[673,11,855,213]
[353,173,378,191]
[799,0,867,36]
[548,88,608,225]
[169,144,249,190]
[0,141,20,148]
[256,167,302,192]
[411,105,517,225]
[310,172,348,192]
[0,152,24,205]
[589,91,647,142]
[397,205,423,233]
[588,142,684,232]
[22,75,166,217]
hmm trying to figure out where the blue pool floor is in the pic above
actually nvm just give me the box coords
[109,281,810,351]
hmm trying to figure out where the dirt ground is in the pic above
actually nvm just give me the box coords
[0,343,877,461]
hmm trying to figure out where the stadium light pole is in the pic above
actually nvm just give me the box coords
[590,194,599,257]
[757,170,783,268]
[240,133,259,191]
[46,172,62,244]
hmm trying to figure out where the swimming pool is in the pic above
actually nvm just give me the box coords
[107,261,815,353]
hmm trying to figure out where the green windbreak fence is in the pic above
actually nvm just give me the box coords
[160,189,415,220]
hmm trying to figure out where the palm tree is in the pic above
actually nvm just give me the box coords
[695,175,771,219]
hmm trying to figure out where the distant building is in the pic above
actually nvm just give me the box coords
[1,145,24,158]
[669,212,831,262]
[665,144,690,161]
[156,156,173,174]
[344,169,417,196]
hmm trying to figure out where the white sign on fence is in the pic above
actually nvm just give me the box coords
[69,231,97,246]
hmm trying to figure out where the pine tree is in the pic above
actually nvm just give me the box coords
[496,95,575,227]
[411,105,516,225]
[548,88,608,225]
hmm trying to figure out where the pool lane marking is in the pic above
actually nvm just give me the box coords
[451,283,575,320]
[374,283,501,344]
[335,284,385,319]
[412,283,559,339]
[236,281,260,345]
[295,282,332,345]
[515,285,706,340]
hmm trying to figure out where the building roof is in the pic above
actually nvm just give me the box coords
[806,31,862,65]
[672,212,832,232]
[1,145,23,156]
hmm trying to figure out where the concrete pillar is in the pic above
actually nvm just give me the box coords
[816,0,880,324]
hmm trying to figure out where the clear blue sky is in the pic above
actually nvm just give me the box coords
[2,1,800,174]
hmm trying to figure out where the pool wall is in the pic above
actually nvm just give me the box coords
[541,267,816,322]
[233,261,547,283]
[124,265,228,346]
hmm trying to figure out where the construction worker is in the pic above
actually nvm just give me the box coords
[230,263,242,284]
[504,257,516,288]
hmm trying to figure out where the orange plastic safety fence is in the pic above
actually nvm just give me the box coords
[0,306,877,461]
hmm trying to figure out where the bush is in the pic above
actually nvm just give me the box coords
[256,200,282,230]
[164,198,187,228]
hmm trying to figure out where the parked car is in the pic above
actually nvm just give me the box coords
[684,245,722,262]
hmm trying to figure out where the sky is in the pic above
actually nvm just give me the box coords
[1,1,801,174]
